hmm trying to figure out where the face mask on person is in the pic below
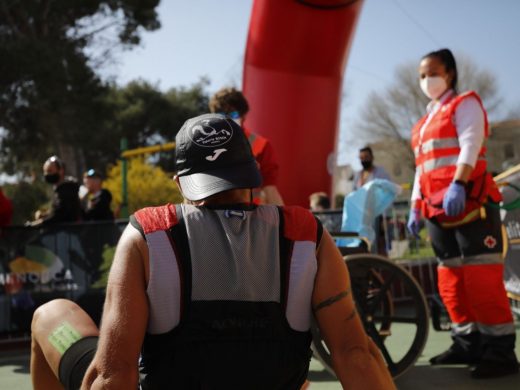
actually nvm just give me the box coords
[420,76,447,100]
[361,160,373,170]
[44,173,60,184]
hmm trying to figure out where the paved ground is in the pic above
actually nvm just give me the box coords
[2,323,520,389]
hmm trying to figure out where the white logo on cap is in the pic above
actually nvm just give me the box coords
[189,119,233,148]
[206,148,227,161]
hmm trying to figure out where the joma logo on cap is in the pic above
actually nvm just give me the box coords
[206,148,227,161]
[189,119,233,148]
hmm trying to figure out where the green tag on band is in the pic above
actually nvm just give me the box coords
[48,321,83,355]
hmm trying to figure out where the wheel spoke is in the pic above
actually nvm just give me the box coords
[366,272,396,311]
[366,322,398,373]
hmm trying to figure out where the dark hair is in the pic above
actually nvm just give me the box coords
[422,48,458,92]
[209,87,249,117]
[359,146,373,156]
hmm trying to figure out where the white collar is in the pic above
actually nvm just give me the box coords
[426,89,455,113]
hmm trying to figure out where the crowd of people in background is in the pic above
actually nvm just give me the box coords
[3,88,282,228]
[18,155,114,227]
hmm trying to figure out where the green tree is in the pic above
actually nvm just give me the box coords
[103,157,182,216]
[86,79,209,173]
[0,0,161,176]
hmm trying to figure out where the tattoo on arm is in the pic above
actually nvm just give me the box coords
[313,288,351,312]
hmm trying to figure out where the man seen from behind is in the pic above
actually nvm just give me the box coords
[30,114,395,389]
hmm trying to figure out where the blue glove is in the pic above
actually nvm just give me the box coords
[443,181,466,216]
[407,208,421,238]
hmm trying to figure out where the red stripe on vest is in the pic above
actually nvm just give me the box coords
[245,128,268,157]
[134,204,179,234]
[282,206,317,242]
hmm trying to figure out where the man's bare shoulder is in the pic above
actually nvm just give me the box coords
[109,223,149,282]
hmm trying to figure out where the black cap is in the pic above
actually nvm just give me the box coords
[175,113,261,201]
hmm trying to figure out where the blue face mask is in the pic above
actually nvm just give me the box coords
[227,111,240,120]
[218,111,241,124]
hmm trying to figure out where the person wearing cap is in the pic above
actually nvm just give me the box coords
[29,114,395,390]
[81,169,114,221]
[27,155,82,226]
[209,87,284,205]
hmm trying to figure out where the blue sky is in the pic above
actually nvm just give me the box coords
[104,0,520,168]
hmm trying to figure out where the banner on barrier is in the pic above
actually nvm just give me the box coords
[496,165,520,296]
[0,222,126,334]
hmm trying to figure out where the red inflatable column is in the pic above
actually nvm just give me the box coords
[243,0,364,207]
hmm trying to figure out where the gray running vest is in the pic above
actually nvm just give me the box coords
[131,203,322,389]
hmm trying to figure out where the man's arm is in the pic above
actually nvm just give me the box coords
[313,230,396,389]
[81,224,149,389]
[262,184,284,205]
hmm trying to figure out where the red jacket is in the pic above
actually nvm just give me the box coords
[244,128,279,187]
[244,128,279,204]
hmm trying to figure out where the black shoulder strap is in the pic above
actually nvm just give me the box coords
[314,216,324,249]
[129,214,145,239]
[166,204,192,320]
[277,206,293,311]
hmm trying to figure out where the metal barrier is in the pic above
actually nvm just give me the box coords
[495,164,520,315]
[0,221,127,336]
[3,194,515,339]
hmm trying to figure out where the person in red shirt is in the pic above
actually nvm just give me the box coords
[0,187,13,227]
[209,87,284,205]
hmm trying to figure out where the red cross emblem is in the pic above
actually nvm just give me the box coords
[484,235,497,249]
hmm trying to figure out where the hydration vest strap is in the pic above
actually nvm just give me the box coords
[277,206,293,311]
[166,205,192,320]
[315,217,323,247]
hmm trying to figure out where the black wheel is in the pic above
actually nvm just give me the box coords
[311,254,429,378]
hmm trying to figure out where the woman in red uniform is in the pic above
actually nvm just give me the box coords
[407,48,518,379]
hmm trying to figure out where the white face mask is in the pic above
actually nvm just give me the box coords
[420,76,448,100]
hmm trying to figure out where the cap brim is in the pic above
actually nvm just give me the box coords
[178,160,262,201]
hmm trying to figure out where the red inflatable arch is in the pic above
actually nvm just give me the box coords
[243,0,364,207]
